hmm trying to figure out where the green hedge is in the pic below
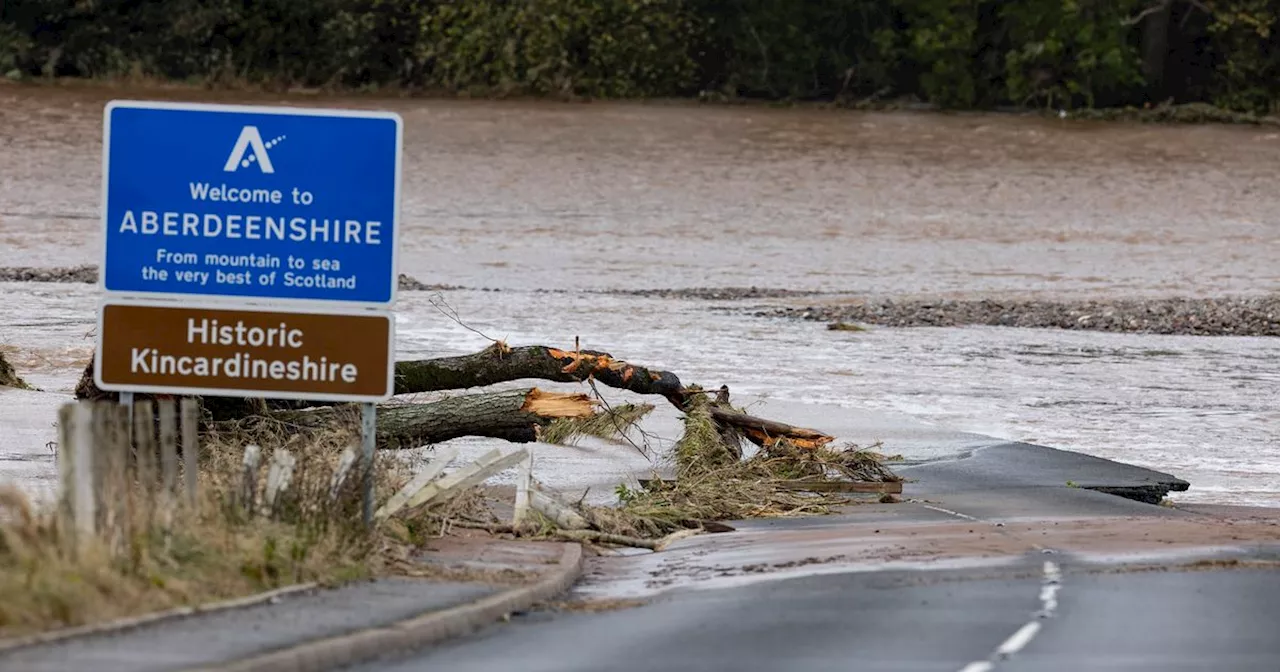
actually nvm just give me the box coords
[2,0,1277,114]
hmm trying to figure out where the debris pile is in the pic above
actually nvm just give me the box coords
[73,338,903,551]
[372,393,902,551]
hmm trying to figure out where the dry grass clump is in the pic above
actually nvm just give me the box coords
[200,412,413,524]
[672,396,739,471]
[540,403,654,446]
[383,486,495,546]
[581,396,901,539]
[759,441,902,484]
[0,418,412,639]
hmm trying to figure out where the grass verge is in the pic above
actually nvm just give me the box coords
[0,390,902,635]
[0,420,410,639]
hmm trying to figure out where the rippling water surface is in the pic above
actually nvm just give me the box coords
[1,84,1276,505]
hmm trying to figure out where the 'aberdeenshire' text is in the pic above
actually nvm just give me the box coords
[117,210,382,245]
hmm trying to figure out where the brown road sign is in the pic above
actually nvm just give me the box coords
[95,300,394,402]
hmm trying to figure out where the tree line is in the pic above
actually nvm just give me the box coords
[2,0,1276,114]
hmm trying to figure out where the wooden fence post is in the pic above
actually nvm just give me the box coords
[328,447,358,503]
[375,446,459,520]
[264,449,296,518]
[513,450,533,525]
[180,398,199,508]
[132,400,157,529]
[56,403,75,546]
[399,448,528,514]
[90,401,116,535]
[529,478,589,530]
[71,401,95,543]
[241,445,261,514]
[105,402,131,553]
[157,399,178,531]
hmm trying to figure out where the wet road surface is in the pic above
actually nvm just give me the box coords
[1008,568,1280,672]
[347,560,1280,672]
[341,444,1280,672]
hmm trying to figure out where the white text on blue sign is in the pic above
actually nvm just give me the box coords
[102,102,402,305]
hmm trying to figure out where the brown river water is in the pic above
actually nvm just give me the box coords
[1,84,1277,505]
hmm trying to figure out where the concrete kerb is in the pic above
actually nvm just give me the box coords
[195,541,585,672]
[0,582,321,656]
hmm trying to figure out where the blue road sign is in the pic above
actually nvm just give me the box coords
[101,100,402,306]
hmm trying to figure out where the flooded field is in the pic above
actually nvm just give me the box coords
[1,84,1277,505]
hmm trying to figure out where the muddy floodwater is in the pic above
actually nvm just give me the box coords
[1,84,1277,506]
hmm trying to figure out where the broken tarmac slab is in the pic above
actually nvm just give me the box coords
[0,540,583,672]
[901,441,1191,505]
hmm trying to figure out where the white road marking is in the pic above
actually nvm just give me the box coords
[1043,560,1061,584]
[920,504,1048,550]
[955,560,1062,671]
[995,622,1042,657]
[1038,584,1060,616]
[922,504,980,522]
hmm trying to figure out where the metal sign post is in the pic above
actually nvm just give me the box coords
[361,402,377,526]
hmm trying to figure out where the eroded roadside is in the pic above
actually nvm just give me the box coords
[570,500,1280,602]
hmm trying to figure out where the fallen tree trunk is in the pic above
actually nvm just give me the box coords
[394,343,686,406]
[74,344,686,417]
[215,388,595,450]
[75,341,834,450]
[391,344,833,449]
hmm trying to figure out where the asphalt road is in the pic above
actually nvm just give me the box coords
[0,579,497,672]
[343,443,1280,672]
[346,556,1280,672]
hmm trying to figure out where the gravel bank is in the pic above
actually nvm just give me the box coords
[0,265,98,283]
[761,296,1280,337]
[5,266,1275,338]
[597,287,827,300]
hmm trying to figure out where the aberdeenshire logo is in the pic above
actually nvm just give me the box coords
[223,126,287,174]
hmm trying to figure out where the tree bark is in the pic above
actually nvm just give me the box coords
[76,341,836,450]
[707,406,834,450]
[394,342,687,406]
[392,344,834,449]
[217,388,595,450]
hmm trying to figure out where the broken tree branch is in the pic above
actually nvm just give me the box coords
[393,345,832,449]
[552,529,659,550]
[394,343,687,407]
[221,388,595,450]
[77,341,834,451]
[706,406,834,450]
